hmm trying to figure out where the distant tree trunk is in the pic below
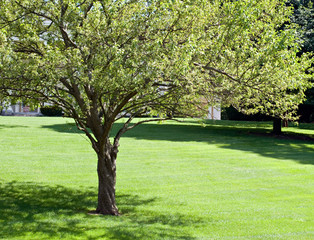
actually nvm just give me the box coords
[282,119,288,127]
[95,143,119,215]
[272,118,282,135]
[0,103,4,115]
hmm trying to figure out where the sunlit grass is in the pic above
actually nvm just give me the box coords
[0,116,313,239]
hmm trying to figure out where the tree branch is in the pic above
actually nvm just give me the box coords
[193,62,240,83]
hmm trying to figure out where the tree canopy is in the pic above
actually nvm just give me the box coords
[0,0,313,215]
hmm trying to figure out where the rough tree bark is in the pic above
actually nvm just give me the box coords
[94,142,119,215]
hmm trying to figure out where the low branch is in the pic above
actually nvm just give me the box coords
[193,62,240,83]
[114,115,179,148]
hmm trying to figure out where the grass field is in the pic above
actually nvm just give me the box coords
[0,116,313,239]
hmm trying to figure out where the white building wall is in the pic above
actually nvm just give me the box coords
[208,106,221,120]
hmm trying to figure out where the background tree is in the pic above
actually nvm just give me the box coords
[289,0,314,53]
[194,0,313,134]
[0,0,312,215]
[289,0,314,123]
[214,0,314,134]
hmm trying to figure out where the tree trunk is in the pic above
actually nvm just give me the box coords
[272,118,282,135]
[282,119,288,127]
[95,146,119,215]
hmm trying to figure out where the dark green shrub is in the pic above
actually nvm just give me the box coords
[221,106,273,121]
[298,104,314,123]
[40,106,63,116]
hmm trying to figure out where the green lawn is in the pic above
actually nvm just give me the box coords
[0,117,313,239]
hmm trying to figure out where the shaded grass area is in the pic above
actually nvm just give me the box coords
[0,117,313,239]
[0,181,197,240]
[43,119,314,165]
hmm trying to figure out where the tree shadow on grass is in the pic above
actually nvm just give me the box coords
[125,122,314,165]
[42,121,314,165]
[0,181,199,239]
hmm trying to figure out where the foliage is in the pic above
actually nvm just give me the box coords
[222,106,273,121]
[298,104,314,122]
[289,0,313,54]
[40,105,63,116]
[292,2,314,53]
[0,0,312,125]
[288,0,314,122]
